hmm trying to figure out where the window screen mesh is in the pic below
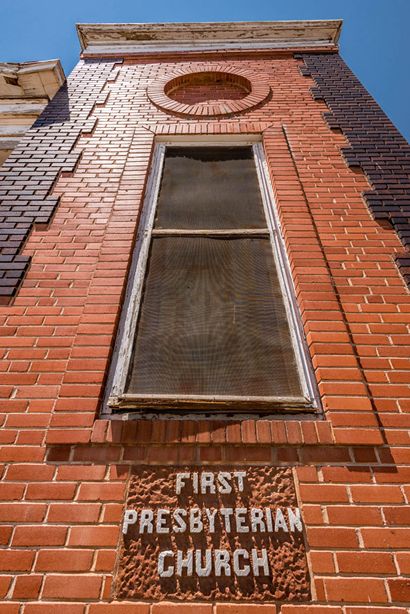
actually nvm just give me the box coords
[154,147,267,230]
[126,236,302,398]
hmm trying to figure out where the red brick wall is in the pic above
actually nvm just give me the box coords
[0,50,409,611]
[169,82,246,103]
[166,71,249,105]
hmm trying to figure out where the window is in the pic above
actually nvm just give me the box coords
[106,139,318,414]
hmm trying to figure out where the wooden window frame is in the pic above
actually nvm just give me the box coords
[104,136,320,415]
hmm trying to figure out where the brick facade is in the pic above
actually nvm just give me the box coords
[296,52,410,287]
[0,22,409,612]
[0,58,120,304]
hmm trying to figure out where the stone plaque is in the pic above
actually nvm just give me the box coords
[113,465,311,602]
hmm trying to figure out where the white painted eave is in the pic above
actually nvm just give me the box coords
[77,20,342,56]
[0,59,65,86]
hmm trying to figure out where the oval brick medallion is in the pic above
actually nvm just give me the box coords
[148,67,271,117]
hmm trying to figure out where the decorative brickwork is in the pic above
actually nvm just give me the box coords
[296,52,410,285]
[0,58,121,303]
[147,65,271,117]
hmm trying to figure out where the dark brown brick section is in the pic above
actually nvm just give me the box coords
[0,58,122,304]
[296,52,410,286]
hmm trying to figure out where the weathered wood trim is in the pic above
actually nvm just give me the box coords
[110,393,315,413]
[77,20,342,55]
[108,143,166,400]
[253,142,320,409]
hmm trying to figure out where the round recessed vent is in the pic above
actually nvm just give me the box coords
[165,72,251,105]
[147,67,271,117]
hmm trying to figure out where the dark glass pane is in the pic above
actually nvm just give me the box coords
[154,147,267,229]
[126,237,302,398]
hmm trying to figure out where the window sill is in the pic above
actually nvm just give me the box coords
[108,393,318,414]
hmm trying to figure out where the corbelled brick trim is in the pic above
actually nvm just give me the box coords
[0,58,121,303]
[296,52,410,286]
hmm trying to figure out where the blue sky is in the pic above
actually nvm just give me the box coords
[1,0,409,141]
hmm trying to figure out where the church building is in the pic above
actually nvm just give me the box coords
[0,20,409,612]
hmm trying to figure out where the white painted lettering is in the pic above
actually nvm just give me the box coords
[274,508,288,532]
[176,472,190,495]
[158,550,174,577]
[201,472,216,494]
[190,507,203,533]
[176,549,193,576]
[128,468,304,584]
[265,507,273,532]
[220,507,233,532]
[250,508,266,533]
[156,508,170,534]
[204,508,217,533]
[172,508,187,533]
[192,472,199,494]
[251,548,270,576]
[122,509,137,535]
[234,471,246,492]
[215,549,231,576]
[195,549,212,577]
[139,509,153,534]
[233,549,250,576]
[235,508,249,533]
[217,472,232,494]
[288,507,303,532]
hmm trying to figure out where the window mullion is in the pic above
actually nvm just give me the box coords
[151,228,271,237]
